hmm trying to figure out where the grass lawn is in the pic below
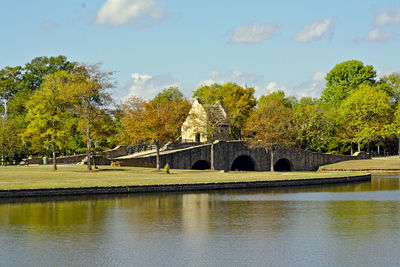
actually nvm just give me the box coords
[320,157,400,171]
[0,165,363,190]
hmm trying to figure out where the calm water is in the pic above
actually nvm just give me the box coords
[0,174,399,267]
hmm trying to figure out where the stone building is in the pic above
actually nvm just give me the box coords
[181,99,229,143]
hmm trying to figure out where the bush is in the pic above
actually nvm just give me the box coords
[164,163,170,173]
[110,161,120,167]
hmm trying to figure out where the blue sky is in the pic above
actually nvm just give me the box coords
[1,0,400,101]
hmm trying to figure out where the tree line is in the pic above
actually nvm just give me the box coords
[1,56,400,170]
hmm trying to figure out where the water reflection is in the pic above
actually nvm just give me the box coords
[0,174,399,266]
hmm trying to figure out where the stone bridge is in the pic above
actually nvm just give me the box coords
[116,141,370,171]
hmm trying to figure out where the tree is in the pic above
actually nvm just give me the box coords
[91,108,119,150]
[6,56,76,132]
[153,86,184,104]
[0,66,23,117]
[193,82,257,139]
[0,118,21,165]
[258,90,297,108]
[293,98,336,152]
[385,100,400,154]
[121,96,190,170]
[245,92,297,172]
[339,84,393,152]
[23,55,76,92]
[379,73,400,105]
[120,97,146,145]
[23,71,77,170]
[321,60,376,106]
[72,64,114,171]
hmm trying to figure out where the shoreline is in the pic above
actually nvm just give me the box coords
[0,174,371,198]
[320,169,400,172]
[319,158,400,172]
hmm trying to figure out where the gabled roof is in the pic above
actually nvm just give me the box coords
[206,103,229,125]
[192,99,229,125]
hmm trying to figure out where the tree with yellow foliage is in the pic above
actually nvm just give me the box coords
[71,64,113,171]
[23,71,77,170]
[245,91,297,172]
[121,92,190,170]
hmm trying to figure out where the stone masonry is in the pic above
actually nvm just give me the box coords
[115,141,370,171]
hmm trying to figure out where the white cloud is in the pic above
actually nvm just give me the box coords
[124,72,179,100]
[294,18,334,42]
[96,0,166,27]
[258,71,326,99]
[355,28,393,43]
[211,71,220,79]
[229,22,280,44]
[228,70,263,84]
[365,28,392,42]
[265,82,288,93]
[377,67,400,79]
[374,7,400,26]
[295,71,326,98]
[197,79,216,88]
[194,70,327,100]
[252,81,289,98]
[197,70,264,89]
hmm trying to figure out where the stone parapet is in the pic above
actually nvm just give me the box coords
[20,146,129,165]
[115,141,371,171]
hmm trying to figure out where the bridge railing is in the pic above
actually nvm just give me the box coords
[127,144,157,155]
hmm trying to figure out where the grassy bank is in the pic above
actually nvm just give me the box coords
[0,165,363,190]
[320,157,400,171]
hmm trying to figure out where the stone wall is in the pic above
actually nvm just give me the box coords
[116,141,370,171]
[100,146,128,158]
[274,147,369,171]
[118,144,211,169]
[0,174,371,198]
[21,146,129,165]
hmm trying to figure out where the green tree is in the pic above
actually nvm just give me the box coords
[386,101,400,153]
[379,73,400,105]
[0,66,23,117]
[339,84,393,152]
[153,86,184,104]
[0,118,22,165]
[7,56,76,131]
[245,92,297,172]
[258,90,297,108]
[293,98,336,152]
[23,55,76,92]
[23,71,77,170]
[193,82,256,139]
[72,64,114,171]
[321,60,376,106]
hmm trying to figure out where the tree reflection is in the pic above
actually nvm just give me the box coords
[0,197,110,236]
[119,192,288,237]
[0,174,398,243]
[326,200,400,238]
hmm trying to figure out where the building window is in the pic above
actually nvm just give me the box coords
[195,133,201,142]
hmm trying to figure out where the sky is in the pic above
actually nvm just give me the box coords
[1,0,400,102]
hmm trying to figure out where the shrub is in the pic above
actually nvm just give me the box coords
[164,163,170,173]
[110,161,120,167]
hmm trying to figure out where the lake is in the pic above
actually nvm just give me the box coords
[0,174,399,266]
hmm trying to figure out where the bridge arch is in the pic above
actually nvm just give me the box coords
[192,160,211,170]
[231,155,256,171]
[274,158,293,171]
